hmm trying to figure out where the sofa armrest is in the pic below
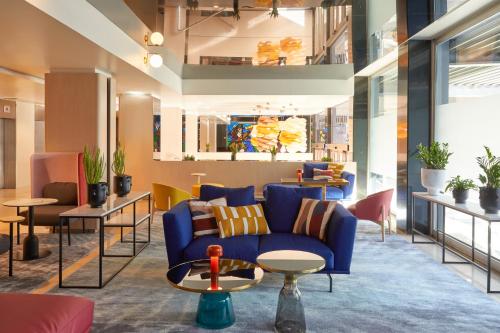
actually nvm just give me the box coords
[326,204,357,273]
[340,171,355,199]
[162,200,193,268]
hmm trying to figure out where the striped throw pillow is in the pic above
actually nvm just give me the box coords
[189,197,227,238]
[313,168,334,180]
[293,198,336,241]
[213,204,271,238]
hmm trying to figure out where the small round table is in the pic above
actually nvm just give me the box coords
[191,173,207,185]
[257,250,325,333]
[2,198,58,260]
[167,259,263,329]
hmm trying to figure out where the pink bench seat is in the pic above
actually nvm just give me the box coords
[0,293,94,333]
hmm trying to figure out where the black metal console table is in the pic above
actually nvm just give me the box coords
[59,191,151,289]
[411,192,500,293]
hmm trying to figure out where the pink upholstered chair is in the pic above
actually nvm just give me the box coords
[348,189,394,242]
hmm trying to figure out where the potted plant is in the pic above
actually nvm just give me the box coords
[205,143,210,152]
[476,146,500,214]
[112,144,131,197]
[83,146,107,208]
[321,156,332,162]
[416,142,452,195]
[445,175,476,204]
[183,154,195,161]
[229,142,243,161]
[270,146,278,162]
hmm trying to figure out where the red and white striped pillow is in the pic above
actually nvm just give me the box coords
[293,198,336,241]
[189,197,227,238]
[313,168,334,180]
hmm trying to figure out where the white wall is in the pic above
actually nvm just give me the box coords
[187,9,313,64]
[367,0,396,36]
[161,108,183,161]
[15,101,35,188]
[435,93,500,198]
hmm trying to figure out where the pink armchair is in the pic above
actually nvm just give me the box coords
[348,189,394,242]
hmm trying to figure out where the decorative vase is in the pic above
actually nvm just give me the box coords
[479,187,500,214]
[421,168,446,195]
[271,154,277,162]
[88,182,108,208]
[231,152,236,161]
[114,175,132,197]
[452,189,468,204]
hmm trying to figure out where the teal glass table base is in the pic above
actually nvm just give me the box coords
[275,274,306,333]
[196,292,235,329]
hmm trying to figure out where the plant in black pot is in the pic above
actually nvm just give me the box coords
[112,144,132,197]
[445,176,476,204]
[476,146,500,214]
[83,146,107,208]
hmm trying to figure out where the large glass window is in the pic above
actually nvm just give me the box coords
[434,13,500,256]
[368,63,398,208]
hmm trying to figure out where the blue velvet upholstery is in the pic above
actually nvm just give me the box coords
[326,187,344,200]
[303,162,328,178]
[200,185,255,206]
[163,186,357,279]
[184,235,260,263]
[259,233,334,271]
[339,171,355,199]
[262,183,298,200]
[265,185,322,233]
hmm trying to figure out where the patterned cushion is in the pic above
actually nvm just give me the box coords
[213,204,271,238]
[189,197,227,238]
[313,168,334,180]
[293,198,336,241]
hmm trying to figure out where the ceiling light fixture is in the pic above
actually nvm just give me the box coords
[144,32,165,46]
[144,53,163,68]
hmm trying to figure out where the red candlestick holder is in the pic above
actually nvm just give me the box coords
[296,169,303,182]
[207,245,223,290]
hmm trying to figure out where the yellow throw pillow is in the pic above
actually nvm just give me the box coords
[328,163,344,179]
[213,204,271,238]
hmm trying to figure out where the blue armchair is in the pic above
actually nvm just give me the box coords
[163,185,357,292]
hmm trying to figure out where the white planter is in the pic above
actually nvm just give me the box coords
[421,168,447,196]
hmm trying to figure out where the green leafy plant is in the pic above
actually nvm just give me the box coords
[270,146,278,156]
[183,154,195,161]
[321,156,332,162]
[229,142,244,154]
[476,146,500,188]
[205,143,210,152]
[445,175,477,192]
[83,146,105,184]
[416,142,452,169]
[111,144,126,176]
[269,0,279,18]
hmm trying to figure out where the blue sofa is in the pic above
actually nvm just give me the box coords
[163,185,357,292]
[262,163,355,201]
[303,162,355,200]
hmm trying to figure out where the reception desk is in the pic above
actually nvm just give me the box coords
[151,160,356,195]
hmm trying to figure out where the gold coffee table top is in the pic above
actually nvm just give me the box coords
[2,198,58,207]
[257,250,325,275]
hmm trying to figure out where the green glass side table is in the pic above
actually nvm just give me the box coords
[167,259,263,329]
[257,250,325,333]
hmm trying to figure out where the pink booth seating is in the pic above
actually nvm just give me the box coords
[348,189,394,242]
[31,152,87,206]
[0,293,94,333]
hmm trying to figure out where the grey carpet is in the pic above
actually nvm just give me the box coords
[1,217,500,332]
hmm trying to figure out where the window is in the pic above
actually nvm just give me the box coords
[434,13,500,257]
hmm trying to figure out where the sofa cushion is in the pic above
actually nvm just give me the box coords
[265,185,322,233]
[259,233,334,271]
[326,186,345,200]
[21,205,76,226]
[200,185,255,206]
[303,162,328,178]
[42,182,78,205]
[293,198,337,241]
[0,293,94,333]
[213,204,271,238]
[184,234,260,263]
[189,197,227,238]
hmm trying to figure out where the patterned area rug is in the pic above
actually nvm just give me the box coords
[1,216,500,332]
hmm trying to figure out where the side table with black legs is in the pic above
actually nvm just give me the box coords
[2,198,58,260]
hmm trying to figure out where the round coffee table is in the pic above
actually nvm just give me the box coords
[257,250,325,333]
[167,259,264,329]
[2,198,58,260]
